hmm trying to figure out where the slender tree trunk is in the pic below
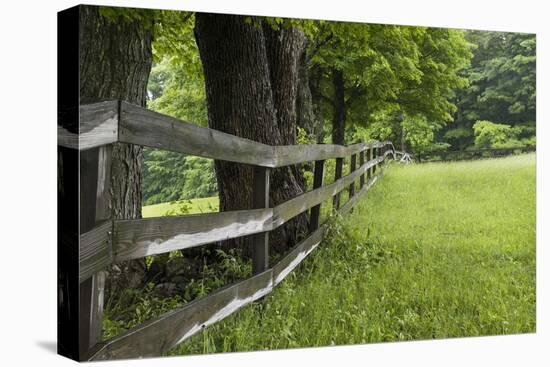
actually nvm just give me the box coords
[401,127,407,152]
[400,112,407,152]
[332,68,346,145]
[79,6,153,301]
[195,14,308,255]
[309,66,326,143]
[295,40,317,141]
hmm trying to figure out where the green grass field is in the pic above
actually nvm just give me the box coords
[142,196,219,218]
[169,153,536,355]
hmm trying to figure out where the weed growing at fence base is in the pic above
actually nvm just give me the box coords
[169,153,536,355]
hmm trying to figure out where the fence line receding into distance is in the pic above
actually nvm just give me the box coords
[58,100,396,361]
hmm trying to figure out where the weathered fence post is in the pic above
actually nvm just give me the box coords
[252,166,270,274]
[309,160,325,232]
[367,146,372,180]
[348,153,357,198]
[79,145,111,359]
[372,146,377,175]
[333,157,344,210]
[359,148,365,188]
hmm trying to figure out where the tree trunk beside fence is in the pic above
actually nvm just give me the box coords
[331,68,346,146]
[79,6,153,301]
[195,14,309,255]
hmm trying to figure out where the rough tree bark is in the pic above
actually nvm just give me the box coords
[79,6,153,300]
[296,42,314,138]
[194,14,308,254]
[263,23,310,246]
[331,68,346,145]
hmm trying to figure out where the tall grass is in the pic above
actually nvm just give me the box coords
[169,153,536,355]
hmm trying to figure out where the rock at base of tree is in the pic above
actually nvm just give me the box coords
[170,275,187,285]
[104,261,147,303]
[153,282,178,298]
[165,257,194,278]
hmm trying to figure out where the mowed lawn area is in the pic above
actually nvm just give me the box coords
[170,153,536,355]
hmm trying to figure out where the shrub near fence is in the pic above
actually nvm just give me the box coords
[58,100,395,361]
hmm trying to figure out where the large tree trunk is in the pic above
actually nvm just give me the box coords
[79,6,153,301]
[331,68,346,145]
[296,41,321,143]
[263,23,310,246]
[194,14,308,255]
[263,24,306,146]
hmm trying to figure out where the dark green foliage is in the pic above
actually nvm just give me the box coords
[443,126,474,150]
[142,149,217,206]
[463,31,535,125]
[142,149,186,205]
[444,31,536,150]
[142,20,214,206]
[180,156,217,199]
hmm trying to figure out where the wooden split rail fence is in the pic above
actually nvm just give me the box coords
[58,100,396,360]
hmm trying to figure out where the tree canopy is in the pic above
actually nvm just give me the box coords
[445,30,536,150]
[114,8,536,204]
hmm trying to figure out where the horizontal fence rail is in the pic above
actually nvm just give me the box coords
[89,227,326,360]
[79,150,392,282]
[58,101,388,168]
[60,100,397,360]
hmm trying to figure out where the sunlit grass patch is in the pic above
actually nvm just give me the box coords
[169,153,535,355]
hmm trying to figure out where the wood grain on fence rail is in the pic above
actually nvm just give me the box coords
[115,156,380,262]
[64,100,397,360]
[272,226,325,286]
[80,155,385,269]
[119,102,277,167]
[89,269,274,360]
[113,208,274,262]
[120,102,386,167]
[90,226,326,361]
[63,101,389,167]
[58,101,119,150]
[79,220,112,283]
[273,142,369,167]
[274,156,382,227]
[87,167,388,361]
